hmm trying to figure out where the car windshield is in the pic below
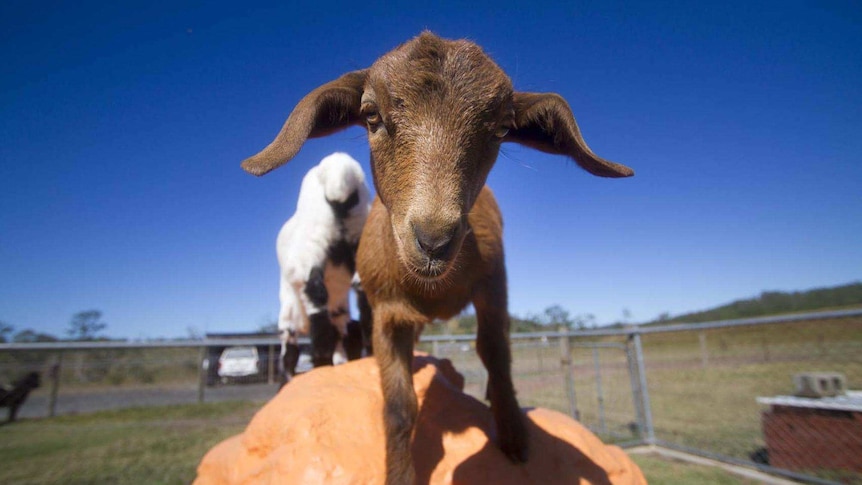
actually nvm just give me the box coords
[223,347,255,358]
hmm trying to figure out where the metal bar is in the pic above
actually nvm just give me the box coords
[592,347,607,435]
[559,329,578,420]
[630,308,862,335]
[267,344,275,384]
[570,342,628,350]
[0,337,284,351]
[614,439,649,449]
[3,308,859,352]
[652,440,843,485]
[631,332,655,444]
[625,338,646,439]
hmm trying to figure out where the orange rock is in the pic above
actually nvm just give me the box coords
[194,354,646,485]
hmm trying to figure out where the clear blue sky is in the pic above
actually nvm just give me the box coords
[2,1,860,339]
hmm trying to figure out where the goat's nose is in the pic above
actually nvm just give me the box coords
[413,222,459,260]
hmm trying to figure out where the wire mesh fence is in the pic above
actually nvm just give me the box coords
[2,309,861,483]
[421,334,642,445]
[639,312,862,484]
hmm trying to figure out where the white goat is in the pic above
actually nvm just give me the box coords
[276,152,371,383]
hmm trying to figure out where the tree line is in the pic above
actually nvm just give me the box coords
[0,310,108,344]
[424,304,599,336]
[646,281,862,325]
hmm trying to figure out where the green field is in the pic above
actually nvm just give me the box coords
[2,313,860,483]
[0,401,258,485]
[0,400,770,484]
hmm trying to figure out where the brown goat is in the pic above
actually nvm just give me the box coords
[241,32,633,484]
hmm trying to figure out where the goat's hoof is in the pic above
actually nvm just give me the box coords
[498,416,529,463]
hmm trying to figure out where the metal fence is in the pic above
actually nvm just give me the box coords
[2,308,861,483]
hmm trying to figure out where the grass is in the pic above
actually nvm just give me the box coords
[437,315,862,479]
[2,314,860,483]
[0,401,259,485]
[630,453,764,485]
[0,400,769,484]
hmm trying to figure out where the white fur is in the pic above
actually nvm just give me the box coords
[276,152,370,365]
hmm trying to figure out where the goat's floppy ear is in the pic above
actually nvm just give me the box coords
[507,92,634,178]
[241,70,368,176]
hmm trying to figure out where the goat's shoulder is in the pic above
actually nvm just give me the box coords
[466,186,504,266]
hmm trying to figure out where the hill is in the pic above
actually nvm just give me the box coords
[650,281,862,324]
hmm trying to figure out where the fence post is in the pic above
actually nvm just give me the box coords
[630,331,655,444]
[432,339,439,357]
[625,336,645,438]
[197,345,207,403]
[699,331,709,368]
[559,326,579,420]
[537,341,544,372]
[592,346,607,435]
[267,344,275,384]
[48,351,63,418]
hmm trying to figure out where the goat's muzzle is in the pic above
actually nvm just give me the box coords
[413,221,458,260]
[403,218,465,279]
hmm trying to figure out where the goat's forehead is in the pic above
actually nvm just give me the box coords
[368,36,512,109]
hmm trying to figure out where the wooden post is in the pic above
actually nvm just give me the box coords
[699,331,709,368]
[48,351,63,418]
[592,346,607,435]
[559,326,578,420]
[197,346,207,403]
[537,342,544,372]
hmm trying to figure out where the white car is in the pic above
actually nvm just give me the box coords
[217,346,261,383]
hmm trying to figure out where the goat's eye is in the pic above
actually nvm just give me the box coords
[361,103,383,130]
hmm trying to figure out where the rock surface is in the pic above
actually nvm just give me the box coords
[194,354,646,485]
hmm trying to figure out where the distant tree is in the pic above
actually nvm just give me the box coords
[621,308,633,324]
[186,326,203,340]
[455,314,478,334]
[258,317,279,334]
[67,310,107,341]
[511,314,544,333]
[542,304,573,329]
[572,313,596,330]
[13,329,59,343]
[0,321,13,343]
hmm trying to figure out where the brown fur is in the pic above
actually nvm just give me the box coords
[241,32,633,485]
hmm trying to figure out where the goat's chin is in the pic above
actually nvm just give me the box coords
[406,259,451,280]
[391,228,463,291]
[401,258,457,295]
[395,245,458,292]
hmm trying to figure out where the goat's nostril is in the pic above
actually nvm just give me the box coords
[413,224,457,259]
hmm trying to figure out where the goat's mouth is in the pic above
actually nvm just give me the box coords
[391,214,467,286]
[393,230,463,283]
[408,257,453,280]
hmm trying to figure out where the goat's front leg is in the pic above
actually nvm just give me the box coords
[374,303,420,485]
[279,330,300,385]
[304,266,340,367]
[356,287,374,355]
[473,267,529,463]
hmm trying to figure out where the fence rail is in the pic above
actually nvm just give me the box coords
[2,307,861,484]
